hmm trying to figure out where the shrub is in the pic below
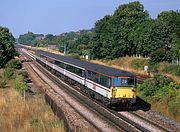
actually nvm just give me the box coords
[138,74,180,121]
[3,68,14,79]
[131,59,147,70]
[6,59,22,69]
[66,53,80,59]
[0,78,6,88]
[149,48,172,65]
[14,75,28,95]
[18,70,27,77]
[138,74,172,100]
[175,66,180,76]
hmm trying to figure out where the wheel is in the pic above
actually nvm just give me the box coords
[102,98,109,107]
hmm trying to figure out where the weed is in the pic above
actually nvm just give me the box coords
[3,68,14,79]
[0,78,6,88]
[5,59,22,69]
[131,59,147,70]
[66,53,80,59]
[14,75,28,95]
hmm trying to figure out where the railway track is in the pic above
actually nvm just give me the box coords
[136,75,149,84]
[20,50,124,131]
[129,111,170,131]
[20,48,170,132]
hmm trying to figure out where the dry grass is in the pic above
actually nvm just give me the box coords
[165,74,180,84]
[91,57,149,76]
[151,100,180,122]
[37,47,64,56]
[0,83,64,132]
[25,45,64,56]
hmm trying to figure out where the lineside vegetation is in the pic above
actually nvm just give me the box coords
[138,74,180,121]
[0,59,64,131]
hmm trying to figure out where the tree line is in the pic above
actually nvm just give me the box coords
[18,1,180,64]
[18,29,92,56]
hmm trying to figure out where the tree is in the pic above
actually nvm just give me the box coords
[157,10,180,61]
[45,34,55,43]
[0,26,16,68]
[149,48,172,64]
[18,32,36,45]
[90,15,113,59]
[90,1,150,59]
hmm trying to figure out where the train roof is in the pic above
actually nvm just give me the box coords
[36,50,135,77]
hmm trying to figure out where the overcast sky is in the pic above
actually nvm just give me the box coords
[0,0,179,38]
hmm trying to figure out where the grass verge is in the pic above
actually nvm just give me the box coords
[0,84,64,132]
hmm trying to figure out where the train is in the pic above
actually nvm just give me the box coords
[23,47,137,108]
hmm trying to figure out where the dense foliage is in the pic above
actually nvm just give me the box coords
[5,59,22,69]
[18,1,180,64]
[138,75,173,98]
[91,1,149,59]
[138,74,180,120]
[90,2,180,62]
[0,27,16,68]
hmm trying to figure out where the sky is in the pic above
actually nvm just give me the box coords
[0,0,179,38]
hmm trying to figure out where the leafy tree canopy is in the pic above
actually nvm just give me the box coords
[0,26,16,68]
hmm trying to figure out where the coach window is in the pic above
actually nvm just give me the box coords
[91,72,96,82]
[47,57,54,64]
[82,70,85,77]
[87,70,95,82]
[55,61,64,69]
[75,68,83,77]
[66,64,72,73]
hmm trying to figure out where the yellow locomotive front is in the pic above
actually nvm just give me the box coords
[110,76,136,107]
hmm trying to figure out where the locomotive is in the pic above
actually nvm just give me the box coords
[32,49,137,108]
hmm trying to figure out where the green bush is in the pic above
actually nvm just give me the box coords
[131,59,147,70]
[18,70,27,77]
[149,48,172,65]
[6,59,22,69]
[66,53,80,59]
[138,74,180,120]
[0,78,7,88]
[175,66,180,76]
[3,68,14,79]
[138,74,173,100]
[14,75,28,95]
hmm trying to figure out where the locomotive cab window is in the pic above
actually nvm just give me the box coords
[127,77,136,86]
